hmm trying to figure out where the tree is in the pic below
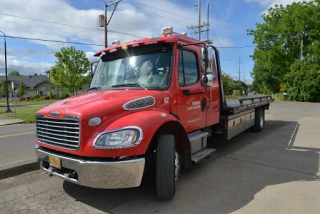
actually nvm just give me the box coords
[222,74,246,95]
[9,71,21,76]
[1,80,7,96]
[284,40,320,102]
[18,81,26,97]
[50,46,90,95]
[248,1,320,100]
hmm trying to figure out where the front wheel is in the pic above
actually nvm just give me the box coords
[156,134,177,199]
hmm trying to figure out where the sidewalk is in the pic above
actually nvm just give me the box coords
[0,115,24,126]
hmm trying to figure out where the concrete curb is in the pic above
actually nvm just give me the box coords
[0,120,25,126]
[0,160,40,180]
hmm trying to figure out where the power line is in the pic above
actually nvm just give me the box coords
[0,13,146,38]
[2,35,104,46]
[96,0,196,23]
[118,5,190,26]
[217,45,255,48]
[127,0,198,21]
[0,34,256,49]
[108,29,145,38]
[211,31,237,66]
[0,13,98,31]
[117,4,191,26]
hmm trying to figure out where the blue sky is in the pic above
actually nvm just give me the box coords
[0,0,308,84]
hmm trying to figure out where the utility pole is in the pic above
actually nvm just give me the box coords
[197,0,201,40]
[187,0,209,41]
[104,3,108,48]
[207,2,209,41]
[99,0,120,48]
[237,58,243,81]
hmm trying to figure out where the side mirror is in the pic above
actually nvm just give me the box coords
[202,73,215,87]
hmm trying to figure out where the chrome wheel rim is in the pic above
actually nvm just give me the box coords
[260,112,264,128]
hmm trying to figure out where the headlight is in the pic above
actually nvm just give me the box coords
[93,127,142,149]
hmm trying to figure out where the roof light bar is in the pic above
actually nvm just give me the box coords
[162,27,173,36]
[111,40,120,45]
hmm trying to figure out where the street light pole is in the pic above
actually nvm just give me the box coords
[0,31,11,113]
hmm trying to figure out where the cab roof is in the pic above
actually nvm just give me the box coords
[93,34,201,57]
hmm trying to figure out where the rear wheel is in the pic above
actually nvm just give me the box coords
[156,134,177,199]
[253,107,265,132]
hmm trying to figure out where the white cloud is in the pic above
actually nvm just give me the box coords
[0,54,52,75]
[0,0,233,47]
[0,47,37,57]
[245,0,313,8]
[85,52,98,63]
[0,0,235,75]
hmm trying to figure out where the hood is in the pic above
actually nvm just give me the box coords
[37,89,172,119]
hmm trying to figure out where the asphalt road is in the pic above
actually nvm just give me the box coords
[0,124,36,169]
[1,102,320,214]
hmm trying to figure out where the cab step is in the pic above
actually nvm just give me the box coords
[191,148,216,163]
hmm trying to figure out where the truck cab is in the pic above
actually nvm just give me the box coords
[35,27,273,199]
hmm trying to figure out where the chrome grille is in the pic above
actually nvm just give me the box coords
[36,116,80,150]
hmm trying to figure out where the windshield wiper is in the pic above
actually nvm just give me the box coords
[111,82,147,90]
[88,86,101,92]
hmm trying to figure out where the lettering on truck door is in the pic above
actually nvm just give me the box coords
[176,47,206,133]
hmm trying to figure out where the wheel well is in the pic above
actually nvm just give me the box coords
[146,121,191,168]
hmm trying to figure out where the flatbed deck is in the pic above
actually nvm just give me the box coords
[222,95,274,115]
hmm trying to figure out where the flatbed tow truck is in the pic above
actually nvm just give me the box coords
[35,27,274,199]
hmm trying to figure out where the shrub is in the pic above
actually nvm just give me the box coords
[33,94,41,99]
[20,96,26,101]
[62,93,70,99]
[25,96,31,101]
[44,96,50,100]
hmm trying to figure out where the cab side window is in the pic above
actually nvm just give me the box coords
[178,50,199,86]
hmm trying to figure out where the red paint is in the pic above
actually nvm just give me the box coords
[36,35,221,157]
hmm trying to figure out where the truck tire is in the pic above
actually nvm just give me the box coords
[156,134,176,199]
[253,107,264,132]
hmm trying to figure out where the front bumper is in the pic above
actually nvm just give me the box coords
[35,145,145,189]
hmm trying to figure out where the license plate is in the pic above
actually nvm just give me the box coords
[49,155,61,169]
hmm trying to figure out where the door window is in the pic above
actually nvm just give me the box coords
[178,50,199,86]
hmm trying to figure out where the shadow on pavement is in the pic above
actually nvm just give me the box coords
[63,120,320,213]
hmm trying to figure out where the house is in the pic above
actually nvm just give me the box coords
[0,75,55,98]
[0,74,91,98]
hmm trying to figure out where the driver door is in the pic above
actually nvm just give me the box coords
[176,47,206,133]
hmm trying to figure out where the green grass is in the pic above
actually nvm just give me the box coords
[225,94,242,99]
[271,93,289,101]
[0,99,60,106]
[0,105,45,123]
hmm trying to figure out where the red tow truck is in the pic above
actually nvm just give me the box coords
[35,27,274,199]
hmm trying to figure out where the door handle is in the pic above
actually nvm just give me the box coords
[201,98,206,112]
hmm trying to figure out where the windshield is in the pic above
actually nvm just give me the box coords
[90,43,173,90]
